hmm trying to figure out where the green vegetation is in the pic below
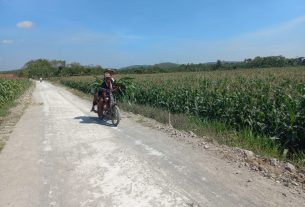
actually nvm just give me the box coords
[4,55,305,77]
[60,67,305,159]
[60,76,135,101]
[17,59,108,78]
[0,78,31,116]
[127,67,305,154]
[120,56,305,74]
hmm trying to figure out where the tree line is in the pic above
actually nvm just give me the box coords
[119,56,305,74]
[14,56,305,77]
[18,59,108,78]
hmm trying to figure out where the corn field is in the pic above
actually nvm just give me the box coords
[0,78,31,111]
[61,67,305,153]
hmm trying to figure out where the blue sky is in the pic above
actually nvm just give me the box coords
[0,0,305,70]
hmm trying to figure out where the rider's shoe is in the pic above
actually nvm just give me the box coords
[91,107,97,113]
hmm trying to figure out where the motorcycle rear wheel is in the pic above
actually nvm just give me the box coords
[97,103,104,119]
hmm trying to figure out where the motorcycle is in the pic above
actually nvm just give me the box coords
[91,82,121,126]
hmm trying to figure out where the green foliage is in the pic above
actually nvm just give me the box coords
[119,56,305,74]
[5,55,305,77]
[126,68,305,153]
[60,76,136,101]
[0,78,31,115]
[19,59,108,78]
[113,77,136,100]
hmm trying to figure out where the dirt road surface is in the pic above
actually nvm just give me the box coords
[0,81,304,207]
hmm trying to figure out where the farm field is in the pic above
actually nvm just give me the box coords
[0,78,31,116]
[60,67,305,156]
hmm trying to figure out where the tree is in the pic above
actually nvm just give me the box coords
[22,59,53,78]
[214,60,222,69]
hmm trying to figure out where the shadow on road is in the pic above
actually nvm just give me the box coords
[74,116,115,127]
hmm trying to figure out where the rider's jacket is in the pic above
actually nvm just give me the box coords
[98,79,114,97]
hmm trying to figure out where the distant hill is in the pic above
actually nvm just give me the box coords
[120,65,150,70]
[120,61,243,70]
[121,62,179,70]
[154,62,180,69]
[197,61,242,65]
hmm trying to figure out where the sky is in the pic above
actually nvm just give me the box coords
[0,0,305,70]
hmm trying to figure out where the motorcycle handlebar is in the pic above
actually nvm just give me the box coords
[101,87,118,93]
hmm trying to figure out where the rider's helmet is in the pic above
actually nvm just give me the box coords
[104,69,114,81]
[105,68,114,76]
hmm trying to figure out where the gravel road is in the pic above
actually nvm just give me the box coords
[0,81,304,207]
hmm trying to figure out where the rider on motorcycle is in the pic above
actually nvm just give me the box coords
[91,70,115,113]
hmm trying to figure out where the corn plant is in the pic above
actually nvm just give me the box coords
[0,78,31,111]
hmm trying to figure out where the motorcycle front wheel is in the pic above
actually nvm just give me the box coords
[111,105,121,126]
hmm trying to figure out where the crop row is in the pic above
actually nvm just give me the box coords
[0,78,31,111]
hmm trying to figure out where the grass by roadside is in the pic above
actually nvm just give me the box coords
[0,101,18,118]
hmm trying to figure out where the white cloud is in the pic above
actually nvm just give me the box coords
[17,21,33,28]
[1,40,14,44]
